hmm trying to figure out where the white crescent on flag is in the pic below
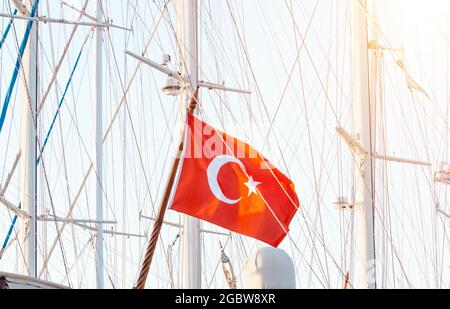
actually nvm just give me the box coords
[206,155,244,205]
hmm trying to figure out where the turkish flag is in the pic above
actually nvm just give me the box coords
[170,114,300,247]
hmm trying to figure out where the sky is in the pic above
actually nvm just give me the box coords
[0,0,449,289]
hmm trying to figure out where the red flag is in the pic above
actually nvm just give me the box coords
[170,114,300,247]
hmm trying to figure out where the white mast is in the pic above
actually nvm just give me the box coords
[176,0,201,289]
[368,0,381,288]
[19,0,38,278]
[93,0,104,289]
[351,0,376,289]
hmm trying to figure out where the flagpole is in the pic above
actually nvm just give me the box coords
[134,91,198,289]
[134,0,200,289]
[134,142,184,289]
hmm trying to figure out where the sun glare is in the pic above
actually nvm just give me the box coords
[399,0,449,41]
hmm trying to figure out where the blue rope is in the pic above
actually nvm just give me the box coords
[1,39,85,255]
[0,0,57,255]
[0,207,19,257]
[36,47,84,165]
[0,9,18,50]
[0,0,40,135]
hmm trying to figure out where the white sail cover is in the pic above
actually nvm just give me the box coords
[242,247,296,289]
[0,272,68,289]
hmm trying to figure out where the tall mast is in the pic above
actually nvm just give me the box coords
[130,0,248,289]
[19,0,38,278]
[368,0,381,288]
[93,0,104,289]
[351,0,376,289]
[176,0,201,289]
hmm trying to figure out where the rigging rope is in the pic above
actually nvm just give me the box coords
[0,0,40,261]
[0,32,87,259]
[134,90,198,289]
[36,38,87,165]
[0,210,18,260]
[0,0,40,135]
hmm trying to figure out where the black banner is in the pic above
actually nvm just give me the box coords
[0,288,445,308]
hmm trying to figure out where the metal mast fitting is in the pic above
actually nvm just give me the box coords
[220,243,237,289]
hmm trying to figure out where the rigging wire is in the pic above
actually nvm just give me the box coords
[0,0,40,135]
[0,9,17,50]
[0,0,448,289]
[36,33,90,164]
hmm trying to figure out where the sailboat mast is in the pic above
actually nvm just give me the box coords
[368,0,381,288]
[93,0,104,289]
[19,0,38,278]
[176,0,201,289]
[351,0,376,289]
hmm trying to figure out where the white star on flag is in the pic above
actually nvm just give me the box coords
[244,176,261,197]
